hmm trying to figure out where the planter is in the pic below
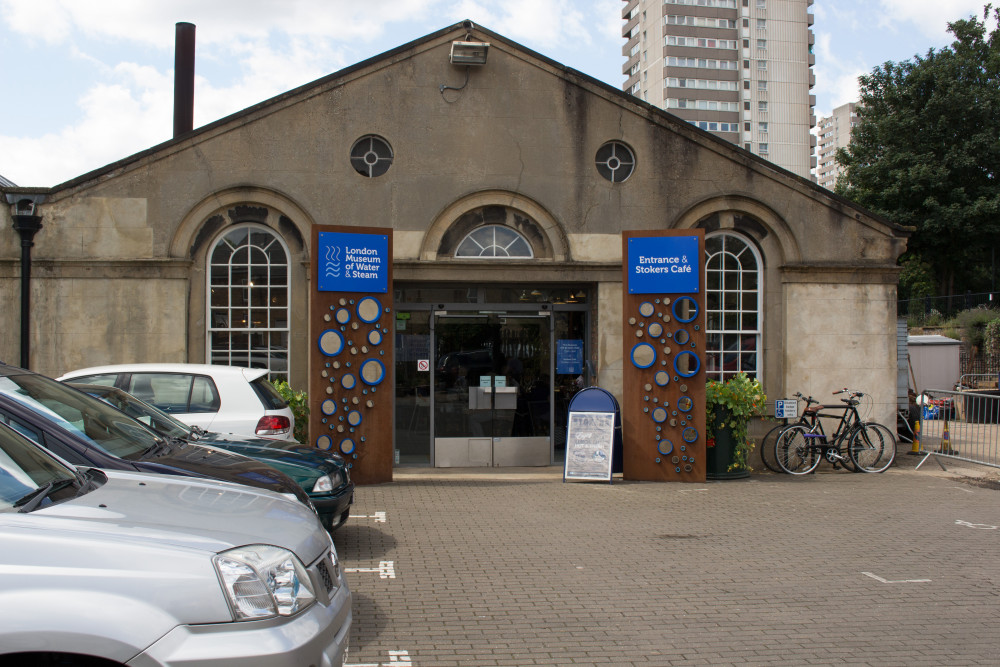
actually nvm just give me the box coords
[706,407,751,480]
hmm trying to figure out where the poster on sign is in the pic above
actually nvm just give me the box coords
[564,411,615,481]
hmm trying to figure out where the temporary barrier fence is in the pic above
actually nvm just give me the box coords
[915,388,1000,470]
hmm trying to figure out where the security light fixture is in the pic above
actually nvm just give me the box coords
[450,41,490,66]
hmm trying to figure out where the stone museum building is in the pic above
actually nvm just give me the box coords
[1,21,909,470]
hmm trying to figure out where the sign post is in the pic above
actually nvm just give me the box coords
[310,225,393,484]
[621,230,706,482]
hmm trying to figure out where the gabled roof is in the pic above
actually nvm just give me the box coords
[0,174,16,188]
[25,20,904,233]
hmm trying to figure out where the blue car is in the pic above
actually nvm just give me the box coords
[69,382,354,530]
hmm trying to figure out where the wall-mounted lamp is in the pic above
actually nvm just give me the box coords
[440,21,490,96]
[449,40,490,66]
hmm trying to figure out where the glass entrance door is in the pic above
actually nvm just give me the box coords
[433,312,552,467]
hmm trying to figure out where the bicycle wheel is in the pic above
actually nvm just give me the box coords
[775,425,820,475]
[759,423,788,473]
[848,422,896,473]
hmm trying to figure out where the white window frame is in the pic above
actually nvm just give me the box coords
[455,225,534,259]
[704,231,762,382]
[206,223,291,381]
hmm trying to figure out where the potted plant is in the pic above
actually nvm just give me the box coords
[705,373,766,479]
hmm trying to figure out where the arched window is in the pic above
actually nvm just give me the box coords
[207,224,290,380]
[455,225,534,258]
[704,232,762,381]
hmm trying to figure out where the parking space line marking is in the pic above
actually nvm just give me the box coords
[345,560,396,579]
[346,649,412,666]
[956,519,998,529]
[863,571,932,584]
[355,511,387,522]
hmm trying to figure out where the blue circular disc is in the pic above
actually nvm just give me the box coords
[672,296,699,323]
[682,426,699,443]
[357,296,382,323]
[674,351,701,378]
[316,435,333,451]
[630,343,657,369]
[657,439,674,456]
[340,438,356,455]
[318,329,344,356]
[360,358,386,386]
[321,399,337,416]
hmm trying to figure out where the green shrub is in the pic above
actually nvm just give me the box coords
[272,379,309,444]
[953,307,998,351]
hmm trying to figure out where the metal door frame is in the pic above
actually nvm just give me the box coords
[430,307,554,466]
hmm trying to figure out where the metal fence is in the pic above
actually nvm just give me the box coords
[899,291,1000,320]
[914,388,1000,470]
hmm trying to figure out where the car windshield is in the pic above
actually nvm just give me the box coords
[0,423,81,512]
[0,373,161,460]
[72,385,193,440]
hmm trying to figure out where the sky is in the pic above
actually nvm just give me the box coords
[0,0,992,187]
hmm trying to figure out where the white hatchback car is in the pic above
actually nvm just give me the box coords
[58,363,296,441]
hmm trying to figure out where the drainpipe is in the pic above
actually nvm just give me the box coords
[6,194,46,369]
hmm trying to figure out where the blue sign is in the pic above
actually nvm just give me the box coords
[627,235,699,294]
[318,232,388,293]
[556,339,584,374]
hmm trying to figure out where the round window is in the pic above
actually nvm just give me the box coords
[595,141,635,183]
[350,135,393,177]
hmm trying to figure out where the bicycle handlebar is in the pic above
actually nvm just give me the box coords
[793,391,818,406]
[832,388,865,398]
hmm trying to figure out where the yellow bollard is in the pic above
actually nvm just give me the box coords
[938,416,951,454]
[911,418,921,453]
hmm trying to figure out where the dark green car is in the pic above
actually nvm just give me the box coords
[69,383,354,530]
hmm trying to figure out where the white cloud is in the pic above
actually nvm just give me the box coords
[876,0,988,41]
[0,0,649,185]
[1,0,442,48]
[811,31,868,116]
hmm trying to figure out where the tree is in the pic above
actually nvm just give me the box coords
[836,5,1000,298]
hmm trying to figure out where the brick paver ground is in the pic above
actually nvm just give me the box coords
[335,455,1000,666]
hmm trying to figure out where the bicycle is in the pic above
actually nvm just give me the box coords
[759,392,820,473]
[775,389,896,474]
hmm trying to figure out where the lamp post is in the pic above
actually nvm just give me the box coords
[6,195,45,369]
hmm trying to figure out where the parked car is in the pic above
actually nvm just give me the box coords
[57,363,296,441]
[0,363,312,508]
[0,420,352,666]
[70,382,354,530]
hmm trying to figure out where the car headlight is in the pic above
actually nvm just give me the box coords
[215,545,316,620]
[312,474,334,493]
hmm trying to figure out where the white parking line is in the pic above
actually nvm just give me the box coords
[345,560,396,579]
[862,571,932,584]
[955,519,998,529]
[355,511,387,522]
[346,649,412,666]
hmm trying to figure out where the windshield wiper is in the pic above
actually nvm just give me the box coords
[142,438,173,457]
[14,478,77,513]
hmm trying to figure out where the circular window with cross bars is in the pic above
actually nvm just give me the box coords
[350,135,393,177]
[595,141,635,183]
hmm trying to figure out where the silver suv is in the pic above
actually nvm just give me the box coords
[0,422,351,666]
